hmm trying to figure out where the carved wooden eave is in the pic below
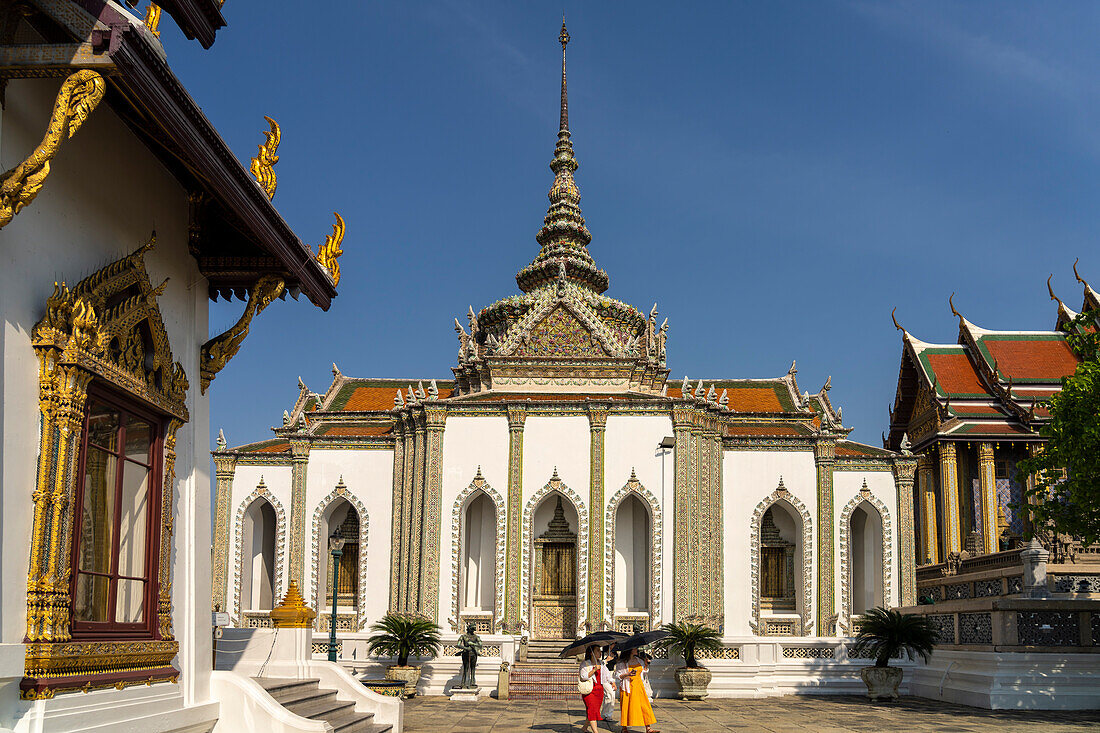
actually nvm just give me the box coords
[5,0,337,309]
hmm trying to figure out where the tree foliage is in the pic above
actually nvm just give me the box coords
[366,613,441,667]
[850,607,939,668]
[656,622,722,668]
[1017,309,1100,544]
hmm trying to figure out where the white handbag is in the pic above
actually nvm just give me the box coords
[578,676,594,695]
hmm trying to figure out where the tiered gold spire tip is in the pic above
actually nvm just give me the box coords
[517,20,609,294]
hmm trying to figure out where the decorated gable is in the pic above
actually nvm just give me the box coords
[514,305,609,358]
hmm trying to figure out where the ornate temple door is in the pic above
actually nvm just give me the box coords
[531,497,578,639]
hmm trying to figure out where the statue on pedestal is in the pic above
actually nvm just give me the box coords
[457,624,483,689]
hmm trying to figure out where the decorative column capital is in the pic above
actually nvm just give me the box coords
[424,405,448,429]
[978,441,995,464]
[672,404,695,429]
[586,402,609,430]
[938,441,957,460]
[916,452,934,471]
[891,456,917,483]
[213,453,238,478]
[506,405,527,430]
[289,438,311,460]
[813,438,837,462]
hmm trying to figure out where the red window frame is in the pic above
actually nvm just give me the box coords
[69,384,165,640]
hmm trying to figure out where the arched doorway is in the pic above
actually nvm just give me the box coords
[461,492,497,622]
[318,499,360,620]
[241,499,276,611]
[613,494,651,617]
[850,502,884,616]
[531,494,579,639]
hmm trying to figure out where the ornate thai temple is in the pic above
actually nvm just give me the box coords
[887,275,1100,710]
[212,25,917,675]
[886,275,1098,563]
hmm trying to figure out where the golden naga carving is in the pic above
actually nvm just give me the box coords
[315,211,345,285]
[200,274,285,393]
[144,3,162,37]
[0,69,106,230]
[249,115,280,200]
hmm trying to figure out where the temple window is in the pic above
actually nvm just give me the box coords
[613,495,650,614]
[319,500,360,612]
[461,493,496,614]
[71,388,163,635]
[241,499,277,610]
[849,503,884,615]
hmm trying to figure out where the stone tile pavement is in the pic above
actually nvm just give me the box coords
[403,695,1100,732]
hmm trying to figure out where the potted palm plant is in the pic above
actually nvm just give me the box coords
[850,607,938,701]
[367,613,441,698]
[656,622,723,700]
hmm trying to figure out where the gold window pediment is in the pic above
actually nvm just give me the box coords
[23,235,187,700]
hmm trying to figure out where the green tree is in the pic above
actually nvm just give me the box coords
[656,622,722,668]
[366,614,441,667]
[850,607,938,668]
[1017,309,1100,544]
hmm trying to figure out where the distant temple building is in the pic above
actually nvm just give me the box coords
[886,274,1097,565]
[213,25,917,649]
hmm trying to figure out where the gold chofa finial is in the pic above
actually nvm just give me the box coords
[250,116,280,200]
[891,307,905,333]
[316,212,345,286]
[144,3,162,37]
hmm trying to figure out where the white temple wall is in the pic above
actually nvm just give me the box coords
[720,449,818,636]
[522,416,590,503]
[833,470,900,611]
[305,449,393,622]
[1,77,214,715]
[438,415,509,626]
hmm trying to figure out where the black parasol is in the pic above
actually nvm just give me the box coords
[559,631,628,658]
[610,629,669,653]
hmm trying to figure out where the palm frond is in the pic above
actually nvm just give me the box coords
[851,607,939,668]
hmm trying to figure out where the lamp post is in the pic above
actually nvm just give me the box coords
[328,529,346,662]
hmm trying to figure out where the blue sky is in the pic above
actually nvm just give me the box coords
[166,1,1100,448]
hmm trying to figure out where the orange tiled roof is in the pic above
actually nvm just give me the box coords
[249,439,290,453]
[924,353,989,396]
[984,339,1079,381]
[667,385,788,412]
[317,424,393,437]
[955,423,1031,436]
[948,404,1004,417]
[723,424,810,437]
[332,383,455,411]
[835,442,892,457]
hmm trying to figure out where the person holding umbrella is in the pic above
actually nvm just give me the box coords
[561,631,627,733]
[613,630,666,733]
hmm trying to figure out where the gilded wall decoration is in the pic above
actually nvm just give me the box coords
[503,407,526,630]
[837,488,893,625]
[604,471,663,628]
[211,453,237,612]
[231,480,287,623]
[449,471,506,632]
[24,236,188,696]
[1,69,106,230]
[749,483,813,636]
[419,408,447,621]
[520,472,588,636]
[310,480,369,629]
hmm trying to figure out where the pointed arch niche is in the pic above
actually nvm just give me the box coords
[604,471,662,630]
[311,479,369,631]
[233,479,286,624]
[521,471,588,639]
[839,484,892,622]
[749,482,813,637]
[450,469,506,633]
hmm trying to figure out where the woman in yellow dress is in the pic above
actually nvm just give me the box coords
[614,648,659,733]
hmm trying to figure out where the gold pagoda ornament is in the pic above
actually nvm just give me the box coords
[269,580,317,628]
[249,116,280,199]
[315,212,345,286]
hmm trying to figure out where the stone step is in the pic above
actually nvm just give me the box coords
[253,676,391,732]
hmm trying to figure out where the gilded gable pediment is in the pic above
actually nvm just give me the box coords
[513,304,610,358]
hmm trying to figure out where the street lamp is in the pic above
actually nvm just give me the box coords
[328,528,346,662]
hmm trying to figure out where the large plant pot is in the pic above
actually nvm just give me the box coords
[385,665,422,698]
[860,666,902,700]
[674,666,712,700]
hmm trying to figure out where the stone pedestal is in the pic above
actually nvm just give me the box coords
[448,686,481,702]
[1020,538,1051,599]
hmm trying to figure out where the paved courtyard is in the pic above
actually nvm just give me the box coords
[403,696,1100,732]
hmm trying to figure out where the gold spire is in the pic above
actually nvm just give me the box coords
[518,20,608,294]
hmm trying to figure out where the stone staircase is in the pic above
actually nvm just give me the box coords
[254,677,392,732]
[510,639,578,700]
